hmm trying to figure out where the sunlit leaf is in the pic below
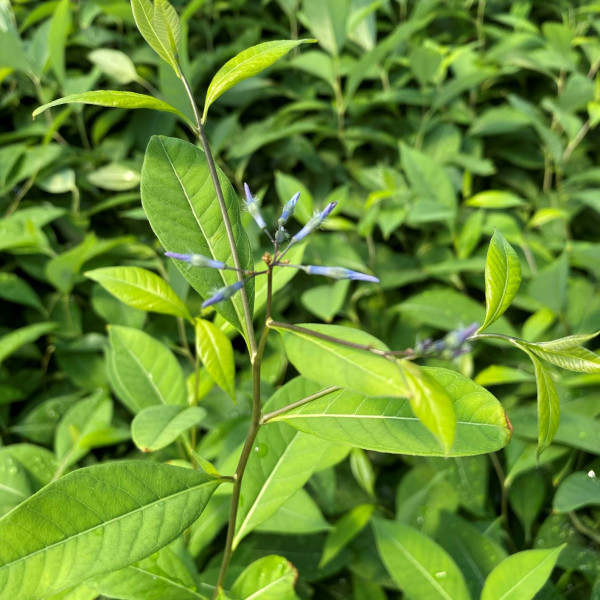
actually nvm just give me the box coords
[195,318,235,400]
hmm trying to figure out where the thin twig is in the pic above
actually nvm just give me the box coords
[262,386,340,424]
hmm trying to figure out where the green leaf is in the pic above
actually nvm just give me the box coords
[33,91,192,128]
[234,378,335,548]
[195,318,235,400]
[230,555,297,600]
[0,322,56,365]
[0,462,222,600]
[85,266,191,321]
[131,0,180,75]
[553,471,600,512]
[301,0,349,56]
[373,518,470,600]
[466,191,528,209]
[271,369,512,457]
[132,405,206,452]
[528,344,600,373]
[479,230,522,332]
[141,136,254,337]
[273,322,409,397]
[88,49,139,84]
[48,0,71,83]
[87,163,141,192]
[320,504,374,568]
[480,545,565,600]
[203,40,315,123]
[0,273,45,313]
[107,325,187,412]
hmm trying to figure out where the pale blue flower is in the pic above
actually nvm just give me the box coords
[304,265,379,283]
[202,281,244,308]
[243,183,267,230]
[165,252,225,269]
[278,192,300,228]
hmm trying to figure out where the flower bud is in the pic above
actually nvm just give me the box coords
[165,252,225,269]
[304,265,379,282]
[291,202,337,243]
[243,183,267,230]
[202,280,244,308]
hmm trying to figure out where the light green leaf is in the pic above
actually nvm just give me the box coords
[403,361,456,454]
[107,325,187,412]
[271,369,512,457]
[480,545,565,600]
[479,230,522,332]
[528,344,600,373]
[195,318,235,400]
[524,331,600,351]
[466,191,528,209]
[0,322,56,365]
[273,322,409,397]
[0,462,222,600]
[131,0,180,75]
[553,471,600,512]
[85,266,191,321]
[132,405,206,452]
[230,555,297,600]
[373,518,470,600]
[87,163,140,191]
[141,136,254,337]
[33,91,192,128]
[48,0,71,83]
[301,0,349,56]
[88,49,139,84]
[234,378,334,548]
[203,40,314,123]
[320,504,374,568]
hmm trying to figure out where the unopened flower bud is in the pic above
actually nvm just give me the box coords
[165,252,225,269]
[202,280,244,308]
[291,202,337,243]
[304,265,379,283]
[243,183,267,230]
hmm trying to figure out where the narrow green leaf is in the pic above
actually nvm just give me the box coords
[203,40,315,123]
[132,405,206,452]
[33,91,192,128]
[273,322,409,397]
[553,471,600,512]
[108,326,187,412]
[528,344,600,373]
[230,555,297,600]
[0,273,45,313]
[525,331,600,351]
[466,191,528,209]
[0,462,222,600]
[403,361,456,454]
[153,0,181,59]
[373,518,470,600]
[141,136,254,336]
[480,545,565,600]
[271,369,512,457]
[85,266,191,321]
[195,318,235,400]
[480,230,522,332]
[48,0,71,83]
[0,322,56,365]
[131,0,180,74]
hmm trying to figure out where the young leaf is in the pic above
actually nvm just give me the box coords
[132,405,206,452]
[373,518,470,600]
[230,555,297,600]
[85,266,192,321]
[202,40,315,123]
[195,318,235,400]
[141,136,254,337]
[108,326,187,412]
[525,330,600,351]
[527,344,600,373]
[480,545,565,600]
[33,91,193,128]
[131,0,180,75]
[0,462,222,600]
[479,230,522,332]
[271,370,512,457]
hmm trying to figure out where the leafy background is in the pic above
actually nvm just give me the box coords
[1,0,600,599]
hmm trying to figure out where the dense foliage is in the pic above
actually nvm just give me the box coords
[1,1,600,599]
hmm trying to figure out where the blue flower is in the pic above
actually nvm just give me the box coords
[243,183,267,230]
[278,192,300,228]
[165,252,225,269]
[291,202,337,243]
[304,265,379,283]
[202,280,245,308]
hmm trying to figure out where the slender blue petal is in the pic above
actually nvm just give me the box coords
[165,252,225,269]
[243,182,267,230]
[304,265,379,282]
[202,280,244,308]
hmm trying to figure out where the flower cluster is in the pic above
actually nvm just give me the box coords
[165,184,379,309]
[414,323,478,360]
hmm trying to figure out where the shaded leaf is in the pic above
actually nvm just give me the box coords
[554,471,600,512]
[0,322,56,365]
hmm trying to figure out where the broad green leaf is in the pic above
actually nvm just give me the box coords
[528,253,569,314]
[88,49,139,84]
[300,280,349,322]
[33,91,192,128]
[403,361,456,453]
[373,518,470,600]
[320,504,374,568]
[132,405,206,452]
[195,318,235,400]
[203,40,314,123]
[234,378,334,548]
[273,322,409,397]
[302,0,349,56]
[141,136,254,337]
[509,472,547,541]
[0,462,222,600]
[108,325,187,412]
[131,0,180,75]
[87,163,140,191]
[230,555,297,600]
[94,545,207,600]
[0,322,56,365]
[271,368,512,456]
[553,471,600,512]
[0,273,45,313]
[480,545,565,600]
[86,266,191,321]
[479,230,522,332]
[48,0,71,83]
